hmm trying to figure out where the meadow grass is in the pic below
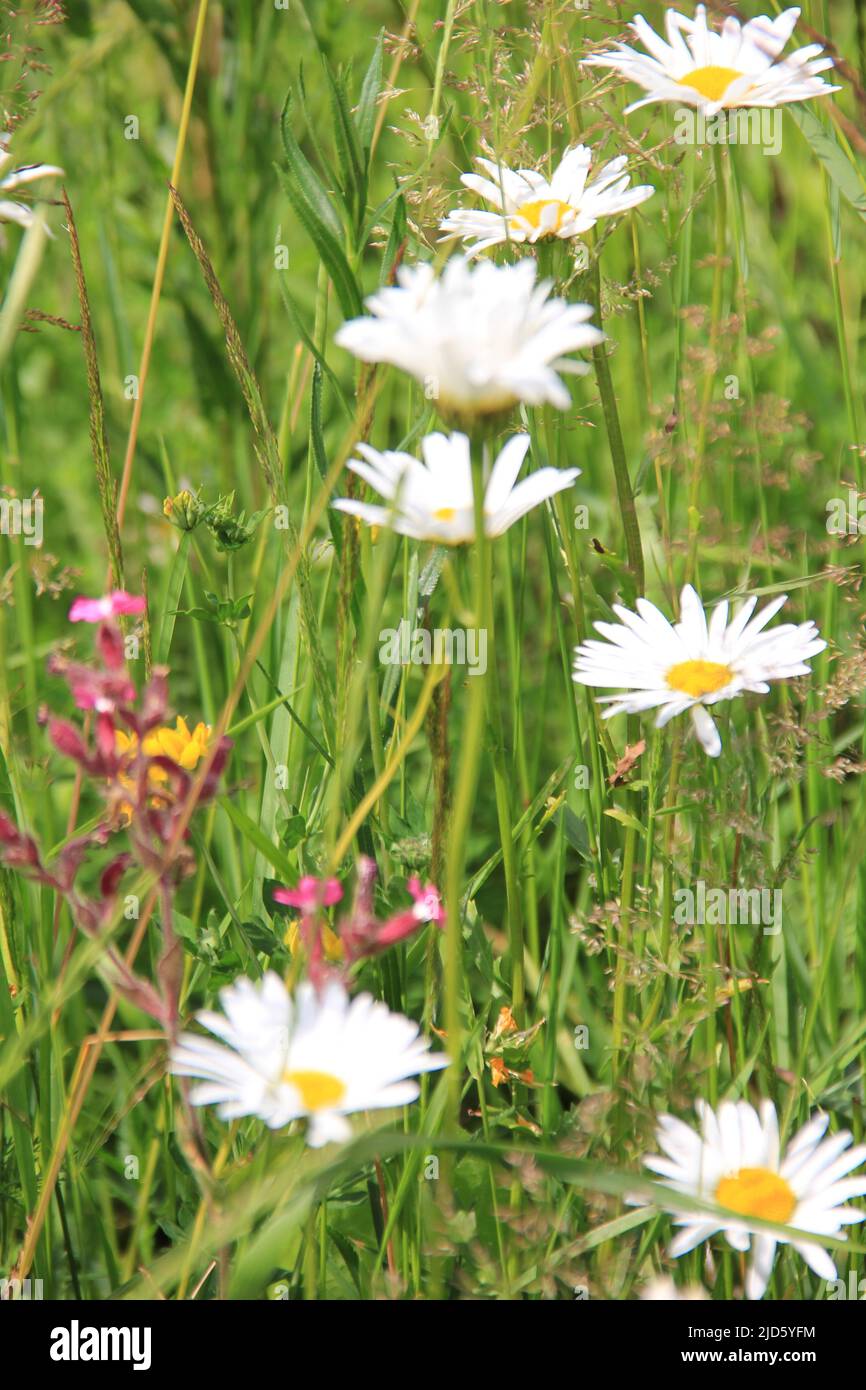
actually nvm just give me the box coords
[1,0,866,1303]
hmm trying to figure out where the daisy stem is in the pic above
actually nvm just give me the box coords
[590,257,645,596]
[542,809,566,1134]
[443,437,490,1122]
[821,169,862,456]
[727,151,771,569]
[587,248,646,1065]
[630,217,653,407]
[504,525,540,960]
[611,809,637,1079]
[430,0,457,127]
[114,0,210,532]
[642,729,683,1034]
[485,547,525,1020]
[687,143,727,583]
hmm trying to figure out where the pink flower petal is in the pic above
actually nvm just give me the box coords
[273,876,343,912]
[68,590,145,624]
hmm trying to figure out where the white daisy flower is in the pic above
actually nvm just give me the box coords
[334,256,603,418]
[170,972,449,1148]
[584,6,839,117]
[439,145,654,258]
[643,1099,866,1300]
[0,133,64,229]
[333,430,578,544]
[572,583,825,757]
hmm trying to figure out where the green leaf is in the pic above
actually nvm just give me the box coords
[277,812,307,850]
[173,606,220,625]
[562,806,590,858]
[604,807,646,836]
[379,191,407,286]
[356,31,384,158]
[241,919,281,957]
[278,276,351,417]
[322,61,366,227]
[293,65,342,212]
[363,183,407,252]
[275,163,362,321]
[575,1207,656,1253]
[277,91,363,317]
[279,91,344,242]
[218,797,296,882]
[310,361,338,535]
[788,106,866,225]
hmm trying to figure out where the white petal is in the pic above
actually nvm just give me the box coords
[746,1236,777,1300]
[792,1241,837,1283]
[690,704,722,756]
[669,1223,719,1257]
[483,434,532,514]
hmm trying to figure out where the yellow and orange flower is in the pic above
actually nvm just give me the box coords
[115,717,210,817]
[283,918,344,963]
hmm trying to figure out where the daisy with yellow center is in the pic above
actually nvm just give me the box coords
[584,6,839,117]
[334,256,602,418]
[170,973,449,1148]
[438,144,653,257]
[333,430,580,546]
[573,583,825,757]
[642,1099,866,1300]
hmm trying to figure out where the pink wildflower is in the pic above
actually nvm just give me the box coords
[68,590,146,623]
[273,876,343,913]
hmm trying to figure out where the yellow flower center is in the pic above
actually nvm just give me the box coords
[146,717,210,770]
[433,506,457,522]
[679,65,745,103]
[666,659,733,698]
[510,198,572,235]
[284,920,344,963]
[115,719,210,821]
[715,1167,796,1224]
[283,1069,346,1111]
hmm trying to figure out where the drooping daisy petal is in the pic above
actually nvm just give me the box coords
[668,1222,720,1257]
[691,704,721,756]
[573,584,825,757]
[746,1235,778,1301]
